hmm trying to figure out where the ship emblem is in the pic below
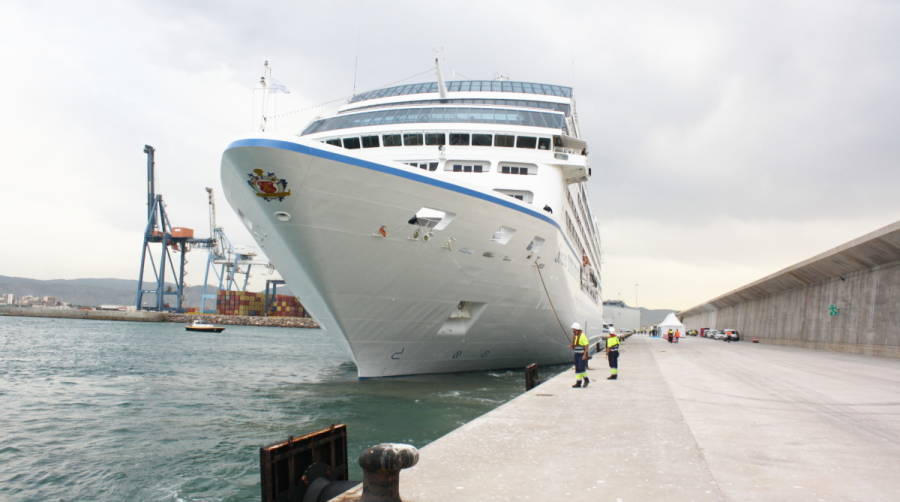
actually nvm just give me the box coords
[247,168,291,201]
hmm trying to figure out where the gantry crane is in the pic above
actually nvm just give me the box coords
[135,145,215,312]
[198,187,272,313]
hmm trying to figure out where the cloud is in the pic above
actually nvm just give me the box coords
[2,0,899,309]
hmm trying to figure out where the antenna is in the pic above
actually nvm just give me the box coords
[259,60,271,132]
[352,32,360,94]
[435,56,448,99]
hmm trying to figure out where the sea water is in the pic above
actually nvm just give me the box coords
[0,316,545,501]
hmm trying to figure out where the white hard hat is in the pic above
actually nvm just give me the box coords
[570,322,582,330]
[609,327,616,334]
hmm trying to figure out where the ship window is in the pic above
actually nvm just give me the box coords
[449,133,470,145]
[325,138,341,147]
[361,135,380,148]
[345,99,571,115]
[472,134,492,146]
[495,135,514,147]
[349,82,572,103]
[494,189,534,203]
[538,137,551,150]
[452,163,486,173]
[342,137,361,149]
[403,133,424,146]
[516,136,537,149]
[383,134,402,147]
[500,163,536,175]
[407,162,439,172]
[425,133,446,146]
[302,107,568,135]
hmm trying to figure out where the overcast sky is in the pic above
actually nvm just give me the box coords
[2,0,899,310]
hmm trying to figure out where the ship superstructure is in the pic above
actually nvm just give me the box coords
[221,70,603,377]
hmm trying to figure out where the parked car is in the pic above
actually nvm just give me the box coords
[712,330,727,341]
[723,328,740,342]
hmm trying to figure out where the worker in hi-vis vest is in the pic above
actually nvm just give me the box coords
[607,328,621,380]
[570,322,590,388]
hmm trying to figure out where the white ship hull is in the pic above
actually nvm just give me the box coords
[221,137,603,377]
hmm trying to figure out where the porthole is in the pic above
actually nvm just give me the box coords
[274,211,291,222]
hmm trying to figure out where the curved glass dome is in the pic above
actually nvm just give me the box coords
[302,107,567,135]
[349,80,573,103]
[348,98,571,115]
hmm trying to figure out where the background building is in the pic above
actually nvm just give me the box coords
[602,300,641,332]
[680,220,900,357]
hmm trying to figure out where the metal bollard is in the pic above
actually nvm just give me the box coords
[525,363,539,390]
[358,443,419,502]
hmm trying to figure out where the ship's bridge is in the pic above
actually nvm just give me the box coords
[301,106,568,136]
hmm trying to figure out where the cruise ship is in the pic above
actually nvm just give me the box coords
[221,68,604,377]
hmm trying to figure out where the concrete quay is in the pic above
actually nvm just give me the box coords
[0,306,318,328]
[337,334,900,501]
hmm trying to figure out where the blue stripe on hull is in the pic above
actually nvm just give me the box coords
[227,138,582,259]
[227,137,562,228]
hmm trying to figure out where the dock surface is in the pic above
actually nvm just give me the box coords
[341,335,900,501]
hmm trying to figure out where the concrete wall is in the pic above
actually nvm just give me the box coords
[0,306,319,328]
[682,261,900,357]
[0,306,166,322]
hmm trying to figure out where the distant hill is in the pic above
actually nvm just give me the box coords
[0,275,295,308]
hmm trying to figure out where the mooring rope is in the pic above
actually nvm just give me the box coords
[534,258,574,345]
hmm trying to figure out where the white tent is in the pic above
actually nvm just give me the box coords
[657,312,685,336]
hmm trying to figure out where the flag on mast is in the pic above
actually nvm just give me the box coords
[267,78,290,94]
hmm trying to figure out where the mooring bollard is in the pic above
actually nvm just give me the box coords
[525,363,539,390]
[358,443,419,502]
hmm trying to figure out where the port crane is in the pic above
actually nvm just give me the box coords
[135,145,273,313]
[198,187,272,313]
[135,145,216,312]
